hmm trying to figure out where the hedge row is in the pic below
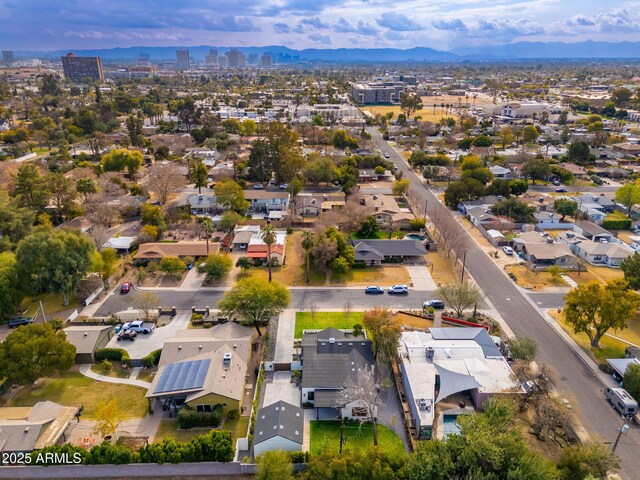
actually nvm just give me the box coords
[602,218,632,230]
[95,348,131,367]
[178,404,223,429]
[141,349,162,368]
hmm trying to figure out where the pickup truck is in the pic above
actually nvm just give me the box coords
[121,320,155,334]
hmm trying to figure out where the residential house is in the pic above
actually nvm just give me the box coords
[244,190,290,213]
[301,327,376,420]
[102,236,137,252]
[246,230,287,265]
[512,231,548,253]
[146,322,252,415]
[360,194,414,230]
[57,216,95,234]
[64,326,114,363]
[612,143,640,158]
[350,239,427,265]
[398,328,518,440]
[606,357,640,380]
[187,193,218,214]
[466,207,499,227]
[573,241,632,267]
[574,220,614,242]
[458,196,501,215]
[231,225,261,251]
[521,242,576,270]
[559,163,587,178]
[0,401,79,453]
[253,401,303,457]
[533,212,562,229]
[134,241,218,261]
[522,193,554,213]
[295,192,345,217]
[488,165,511,179]
[358,169,392,182]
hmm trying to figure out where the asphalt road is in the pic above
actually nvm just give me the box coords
[368,127,638,477]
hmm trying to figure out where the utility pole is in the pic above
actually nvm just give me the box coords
[424,198,428,221]
[39,300,47,323]
[460,250,467,283]
[612,424,629,453]
[339,416,346,454]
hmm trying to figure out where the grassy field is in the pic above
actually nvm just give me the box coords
[8,371,148,419]
[426,250,460,285]
[505,265,567,290]
[154,415,250,444]
[295,312,365,338]
[565,266,624,286]
[310,421,406,458]
[136,369,157,383]
[21,293,80,317]
[90,362,131,379]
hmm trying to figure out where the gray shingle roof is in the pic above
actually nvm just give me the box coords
[430,327,502,358]
[351,239,427,258]
[254,401,303,446]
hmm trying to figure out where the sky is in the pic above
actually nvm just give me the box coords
[2,0,640,51]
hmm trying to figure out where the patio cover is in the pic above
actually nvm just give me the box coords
[435,364,482,403]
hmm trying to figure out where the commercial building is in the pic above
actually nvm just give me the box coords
[205,49,218,66]
[2,51,14,63]
[261,53,273,67]
[61,53,104,83]
[225,49,246,68]
[176,49,190,69]
[351,82,405,105]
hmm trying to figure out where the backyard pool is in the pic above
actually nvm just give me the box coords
[442,414,462,437]
[404,234,425,241]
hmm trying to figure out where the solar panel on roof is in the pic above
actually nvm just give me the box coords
[153,359,211,394]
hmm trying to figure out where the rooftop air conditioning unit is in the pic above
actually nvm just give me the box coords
[223,352,232,363]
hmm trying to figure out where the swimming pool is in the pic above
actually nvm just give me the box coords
[404,234,425,241]
[442,414,461,437]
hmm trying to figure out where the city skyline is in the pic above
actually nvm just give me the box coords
[0,1,639,51]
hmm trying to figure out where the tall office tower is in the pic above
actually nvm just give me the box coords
[205,48,218,65]
[217,55,228,67]
[261,53,273,67]
[176,49,190,69]
[61,53,104,83]
[247,53,258,65]
[225,49,246,67]
[2,51,14,63]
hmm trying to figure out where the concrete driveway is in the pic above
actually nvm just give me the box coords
[263,372,300,407]
[105,314,190,358]
[406,264,437,291]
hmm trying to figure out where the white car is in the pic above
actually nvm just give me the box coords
[388,284,409,295]
[502,246,514,256]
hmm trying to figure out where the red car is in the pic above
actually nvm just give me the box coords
[120,282,132,294]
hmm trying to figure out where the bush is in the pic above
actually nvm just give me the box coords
[177,404,223,429]
[227,409,239,420]
[253,258,264,267]
[95,348,131,367]
[29,444,87,465]
[141,349,162,368]
[409,218,426,231]
[602,215,632,230]
[86,442,138,465]
[138,430,234,463]
[289,451,310,463]
[100,359,113,373]
[191,313,204,325]
[286,227,294,235]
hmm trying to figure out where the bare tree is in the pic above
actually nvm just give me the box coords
[88,224,111,251]
[308,301,317,322]
[133,292,161,322]
[337,367,383,446]
[437,281,484,317]
[343,299,353,322]
[147,162,188,204]
[85,194,118,228]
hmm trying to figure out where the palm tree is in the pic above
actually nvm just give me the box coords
[200,218,214,255]
[301,230,314,284]
[262,223,277,283]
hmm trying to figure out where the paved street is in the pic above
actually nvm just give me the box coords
[368,126,638,478]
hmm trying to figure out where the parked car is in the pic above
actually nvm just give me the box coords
[388,284,409,295]
[253,183,264,190]
[117,329,137,341]
[555,188,568,193]
[365,286,384,295]
[279,183,289,190]
[384,152,390,158]
[121,320,155,334]
[120,282,132,294]
[424,299,445,309]
[551,180,560,186]
[502,246,514,256]
[8,316,33,328]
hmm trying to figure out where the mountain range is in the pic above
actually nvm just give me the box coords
[13,41,640,63]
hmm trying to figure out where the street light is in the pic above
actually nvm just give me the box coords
[612,423,629,453]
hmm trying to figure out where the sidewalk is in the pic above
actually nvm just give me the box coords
[79,364,151,389]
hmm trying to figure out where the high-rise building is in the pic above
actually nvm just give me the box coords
[205,49,218,66]
[217,56,228,68]
[261,53,273,67]
[61,53,104,83]
[247,53,258,65]
[2,51,14,63]
[225,49,246,68]
[176,49,190,69]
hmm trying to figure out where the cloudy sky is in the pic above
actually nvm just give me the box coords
[1,0,640,51]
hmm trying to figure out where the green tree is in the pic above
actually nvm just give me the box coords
[621,252,640,290]
[16,229,94,305]
[459,155,483,172]
[392,178,410,196]
[363,307,401,361]
[0,323,75,385]
[553,199,578,220]
[567,141,591,164]
[437,281,484,318]
[92,248,118,287]
[491,198,536,223]
[192,162,209,194]
[256,450,293,480]
[499,126,515,148]
[615,183,640,214]
[507,337,538,362]
[400,92,423,119]
[12,163,49,212]
[461,167,493,185]
[222,118,241,134]
[198,254,233,281]
[101,149,143,175]
[214,180,249,213]
[333,130,359,149]
[309,156,338,185]
[0,192,34,250]
[218,211,242,232]
[159,256,185,280]
[218,277,290,335]
[521,158,551,185]
[262,223,277,283]
[564,280,640,347]
[444,179,485,209]
[125,115,144,147]
[235,257,253,274]
[357,216,379,238]
[558,442,620,480]
[240,119,257,136]
[624,363,640,402]
[611,87,633,107]
[509,179,529,196]
[488,179,512,198]
[0,252,25,318]
[522,125,540,143]
[46,172,78,223]
[303,449,398,480]
[76,178,98,200]
[301,230,314,284]
[140,204,167,230]
[93,399,127,440]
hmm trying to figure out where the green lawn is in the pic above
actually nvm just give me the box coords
[554,312,627,363]
[310,421,406,458]
[351,231,404,240]
[154,415,250,444]
[20,293,81,317]
[295,312,364,338]
[8,371,148,419]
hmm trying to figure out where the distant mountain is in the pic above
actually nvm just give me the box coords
[452,40,640,59]
[15,45,458,63]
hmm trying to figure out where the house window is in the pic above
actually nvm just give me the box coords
[352,407,368,417]
[308,391,315,401]
[196,404,212,413]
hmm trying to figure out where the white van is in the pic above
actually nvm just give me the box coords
[604,387,638,416]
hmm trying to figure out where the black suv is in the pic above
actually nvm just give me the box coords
[8,317,34,328]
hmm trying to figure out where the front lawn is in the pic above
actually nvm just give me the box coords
[310,420,406,458]
[295,312,364,338]
[90,362,131,379]
[21,293,80,317]
[331,265,411,286]
[154,415,250,444]
[7,371,148,419]
[505,265,566,290]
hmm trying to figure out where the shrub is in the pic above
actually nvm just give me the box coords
[86,442,138,465]
[602,216,632,230]
[409,218,426,231]
[286,227,294,234]
[352,324,364,337]
[289,451,310,463]
[253,258,264,267]
[29,444,87,465]
[138,430,234,463]
[177,404,223,429]
[227,409,239,420]
[191,313,204,325]
[100,359,113,373]
[141,349,162,368]
[95,348,131,367]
